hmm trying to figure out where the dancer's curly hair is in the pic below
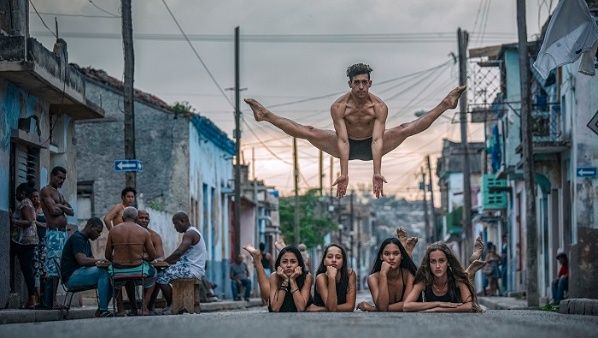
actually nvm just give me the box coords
[346,63,373,80]
[415,242,482,312]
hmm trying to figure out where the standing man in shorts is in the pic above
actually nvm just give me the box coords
[40,166,74,308]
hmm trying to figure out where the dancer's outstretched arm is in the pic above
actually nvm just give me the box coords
[331,103,350,198]
[372,103,388,198]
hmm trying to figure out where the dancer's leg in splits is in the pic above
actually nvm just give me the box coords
[243,239,287,303]
[245,63,466,198]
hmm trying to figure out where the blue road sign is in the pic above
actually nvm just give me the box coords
[576,167,597,177]
[114,159,143,172]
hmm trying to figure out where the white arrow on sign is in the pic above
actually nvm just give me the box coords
[577,168,596,176]
[117,162,138,170]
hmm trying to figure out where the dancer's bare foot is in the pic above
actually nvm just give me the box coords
[441,85,467,109]
[274,239,286,251]
[244,98,270,122]
[243,245,261,261]
[466,259,487,282]
[356,301,376,312]
[469,236,484,263]
[396,227,408,247]
[405,236,419,256]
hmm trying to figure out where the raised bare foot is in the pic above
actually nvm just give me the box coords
[466,259,487,282]
[244,98,270,122]
[442,85,467,109]
[396,227,408,246]
[406,236,419,256]
[469,236,484,263]
[356,301,376,312]
[274,239,286,251]
[243,244,261,260]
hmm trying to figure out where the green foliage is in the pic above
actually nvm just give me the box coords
[171,101,196,115]
[279,189,337,249]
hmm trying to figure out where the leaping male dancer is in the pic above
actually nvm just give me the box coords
[245,63,465,198]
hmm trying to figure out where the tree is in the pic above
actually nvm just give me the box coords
[279,189,337,248]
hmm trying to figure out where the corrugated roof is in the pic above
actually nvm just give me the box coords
[73,64,176,113]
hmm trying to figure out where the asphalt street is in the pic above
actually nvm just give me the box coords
[1,308,597,338]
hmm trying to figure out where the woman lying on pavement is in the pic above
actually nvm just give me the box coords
[403,242,482,313]
[357,237,418,312]
[266,245,313,312]
[306,244,356,312]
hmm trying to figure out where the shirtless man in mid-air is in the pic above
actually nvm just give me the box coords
[245,63,465,198]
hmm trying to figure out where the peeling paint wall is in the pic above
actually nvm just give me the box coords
[0,78,78,307]
[189,123,233,299]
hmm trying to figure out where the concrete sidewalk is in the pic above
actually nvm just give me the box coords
[0,298,265,324]
[477,296,529,310]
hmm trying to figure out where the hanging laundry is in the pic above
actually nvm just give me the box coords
[533,0,598,79]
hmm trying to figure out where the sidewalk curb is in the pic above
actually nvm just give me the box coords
[477,297,529,310]
[559,299,598,316]
[0,298,265,325]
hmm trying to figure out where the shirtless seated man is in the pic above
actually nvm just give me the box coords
[245,63,466,198]
[105,207,156,315]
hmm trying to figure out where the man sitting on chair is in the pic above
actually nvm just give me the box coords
[60,217,112,317]
[105,207,156,315]
[154,211,206,314]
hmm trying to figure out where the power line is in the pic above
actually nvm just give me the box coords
[29,31,516,42]
[161,0,234,110]
[29,0,57,39]
[87,0,120,17]
[32,11,120,19]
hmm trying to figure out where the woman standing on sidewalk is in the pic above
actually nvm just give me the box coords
[357,237,417,312]
[10,183,39,309]
[307,244,356,312]
[30,190,47,305]
[403,242,481,312]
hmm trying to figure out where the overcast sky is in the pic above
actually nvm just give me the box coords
[29,0,553,199]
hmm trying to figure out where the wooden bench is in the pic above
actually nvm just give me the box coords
[171,278,202,314]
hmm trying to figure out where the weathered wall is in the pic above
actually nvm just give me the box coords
[189,121,233,299]
[75,80,189,220]
[0,79,73,307]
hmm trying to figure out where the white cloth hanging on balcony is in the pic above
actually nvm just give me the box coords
[533,0,598,79]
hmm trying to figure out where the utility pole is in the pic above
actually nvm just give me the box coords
[329,156,334,199]
[319,150,324,196]
[426,155,436,242]
[350,190,354,262]
[122,0,136,189]
[293,137,300,244]
[516,0,538,307]
[356,214,362,291]
[421,168,430,243]
[457,27,472,260]
[234,26,241,257]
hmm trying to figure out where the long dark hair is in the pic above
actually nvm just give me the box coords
[415,242,480,312]
[274,246,308,287]
[370,237,417,276]
[315,244,349,293]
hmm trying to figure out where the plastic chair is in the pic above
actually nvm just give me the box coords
[53,258,98,319]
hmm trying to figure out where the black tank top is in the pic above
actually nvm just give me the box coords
[312,273,348,307]
[268,276,312,312]
[423,285,461,303]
